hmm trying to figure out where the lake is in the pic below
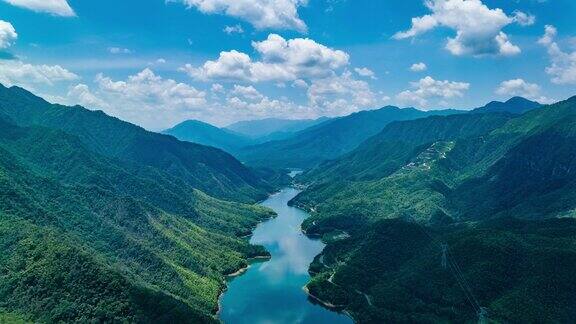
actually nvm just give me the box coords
[219,187,353,324]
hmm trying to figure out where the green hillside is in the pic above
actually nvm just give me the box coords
[0,85,269,203]
[292,97,576,322]
[0,88,277,323]
[237,107,459,169]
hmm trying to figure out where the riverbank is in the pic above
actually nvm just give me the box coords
[218,187,352,323]
[302,286,355,322]
[225,255,272,278]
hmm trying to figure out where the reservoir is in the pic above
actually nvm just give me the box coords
[219,187,353,324]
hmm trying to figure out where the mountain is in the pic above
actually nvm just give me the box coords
[163,119,252,153]
[225,117,329,139]
[471,96,541,114]
[0,86,278,322]
[237,107,459,169]
[291,97,576,322]
[0,85,271,203]
[300,113,513,184]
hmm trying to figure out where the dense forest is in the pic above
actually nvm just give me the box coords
[1,81,575,323]
[0,85,279,323]
[293,97,576,322]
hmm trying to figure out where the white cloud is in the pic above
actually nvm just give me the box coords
[173,0,308,32]
[538,25,576,85]
[108,47,132,54]
[394,0,524,57]
[223,24,244,34]
[354,67,376,79]
[512,11,535,27]
[495,78,553,103]
[231,84,264,101]
[292,79,308,88]
[181,34,349,82]
[0,60,78,88]
[0,20,17,49]
[2,0,75,17]
[410,62,427,72]
[307,71,379,115]
[53,68,380,128]
[67,84,108,109]
[397,76,470,107]
[61,69,208,130]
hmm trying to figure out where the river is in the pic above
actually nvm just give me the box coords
[219,187,353,324]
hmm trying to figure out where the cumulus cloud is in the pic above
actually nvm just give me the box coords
[223,24,244,34]
[181,34,349,82]
[0,60,78,88]
[410,62,427,72]
[354,67,376,79]
[307,71,379,115]
[2,0,76,17]
[231,84,264,101]
[397,76,470,107]
[538,25,576,85]
[59,69,207,130]
[394,0,525,57]
[67,84,108,109]
[0,20,17,49]
[495,78,553,103]
[173,0,308,32]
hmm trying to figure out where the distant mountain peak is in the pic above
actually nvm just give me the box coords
[472,97,541,114]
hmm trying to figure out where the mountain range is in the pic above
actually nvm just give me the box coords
[0,82,568,324]
[0,84,280,323]
[290,96,576,322]
[165,97,540,171]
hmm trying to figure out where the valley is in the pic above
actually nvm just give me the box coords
[2,1,574,323]
[2,84,574,323]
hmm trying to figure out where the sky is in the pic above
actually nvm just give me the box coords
[0,0,575,130]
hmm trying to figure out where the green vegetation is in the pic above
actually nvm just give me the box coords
[307,218,576,323]
[0,85,278,323]
[0,84,271,203]
[294,97,576,322]
[237,106,459,169]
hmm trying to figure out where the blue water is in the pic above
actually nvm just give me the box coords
[219,188,353,324]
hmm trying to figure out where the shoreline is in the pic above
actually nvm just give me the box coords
[216,254,273,316]
[302,286,344,310]
[216,184,351,322]
[302,286,355,321]
[214,188,280,318]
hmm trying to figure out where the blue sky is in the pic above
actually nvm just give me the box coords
[0,0,575,130]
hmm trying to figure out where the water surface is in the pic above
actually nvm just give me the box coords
[220,188,352,324]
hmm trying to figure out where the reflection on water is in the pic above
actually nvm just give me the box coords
[220,188,352,324]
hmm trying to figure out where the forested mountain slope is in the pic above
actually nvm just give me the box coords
[0,87,277,323]
[237,107,458,169]
[292,97,576,323]
[0,85,269,203]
